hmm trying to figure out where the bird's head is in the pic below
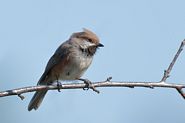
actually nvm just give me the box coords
[70,28,104,50]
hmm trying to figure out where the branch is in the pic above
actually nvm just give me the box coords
[0,40,185,100]
[159,39,185,99]
[161,39,185,82]
[0,78,185,99]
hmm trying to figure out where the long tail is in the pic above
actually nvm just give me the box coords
[28,90,48,111]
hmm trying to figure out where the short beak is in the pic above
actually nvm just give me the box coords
[97,43,104,47]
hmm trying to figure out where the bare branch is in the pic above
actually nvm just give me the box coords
[0,80,185,99]
[0,39,185,101]
[159,39,185,99]
[18,94,25,100]
[161,39,185,82]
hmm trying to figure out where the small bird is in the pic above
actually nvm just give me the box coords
[28,28,104,111]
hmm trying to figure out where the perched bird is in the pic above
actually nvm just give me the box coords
[28,28,104,111]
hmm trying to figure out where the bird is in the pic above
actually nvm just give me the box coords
[28,28,104,111]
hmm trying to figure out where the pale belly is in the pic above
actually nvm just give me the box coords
[58,55,93,80]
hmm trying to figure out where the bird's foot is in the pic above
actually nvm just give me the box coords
[78,78,100,93]
[47,81,62,92]
[56,81,62,92]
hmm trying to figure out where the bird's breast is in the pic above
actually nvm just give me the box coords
[58,53,93,80]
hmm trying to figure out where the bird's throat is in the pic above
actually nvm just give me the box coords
[80,46,97,56]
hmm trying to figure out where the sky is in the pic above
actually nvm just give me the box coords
[0,0,185,123]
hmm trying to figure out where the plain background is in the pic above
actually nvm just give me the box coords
[0,0,185,123]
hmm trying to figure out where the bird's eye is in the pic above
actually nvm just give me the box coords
[88,39,92,42]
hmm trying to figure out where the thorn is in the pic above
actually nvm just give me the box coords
[106,77,112,81]
[18,94,25,100]
[164,70,167,74]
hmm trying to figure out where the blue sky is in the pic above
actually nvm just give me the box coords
[0,0,185,123]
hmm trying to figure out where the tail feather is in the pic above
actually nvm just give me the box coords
[28,90,47,111]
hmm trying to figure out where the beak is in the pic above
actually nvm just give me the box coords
[97,43,104,47]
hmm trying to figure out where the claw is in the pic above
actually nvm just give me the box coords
[83,79,91,90]
[57,81,62,92]
[78,78,100,93]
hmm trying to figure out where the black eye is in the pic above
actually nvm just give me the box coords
[88,39,92,42]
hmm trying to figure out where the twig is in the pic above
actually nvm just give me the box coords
[161,39,185,82]
[0,80,185,99]
[160,39,185,99]
[18,94,25,100]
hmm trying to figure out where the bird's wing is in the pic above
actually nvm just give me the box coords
[37,42,71,85]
